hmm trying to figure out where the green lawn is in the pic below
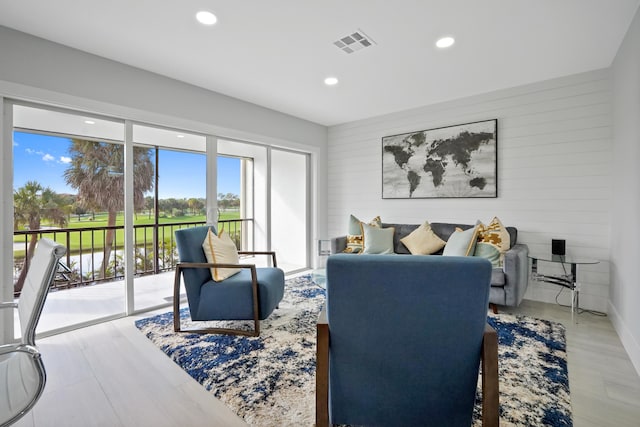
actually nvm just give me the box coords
[13,210,242,257]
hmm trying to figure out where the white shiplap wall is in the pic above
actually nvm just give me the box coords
[327,69,612,312]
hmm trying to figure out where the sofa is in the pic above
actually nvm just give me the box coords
[331,221,529,309]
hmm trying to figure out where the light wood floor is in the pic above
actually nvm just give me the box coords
[11,300,640,427]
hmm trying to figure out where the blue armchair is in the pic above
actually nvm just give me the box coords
[173,226,285,336]
[316,254,499,427]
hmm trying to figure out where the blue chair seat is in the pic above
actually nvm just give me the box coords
[195,268,285,321]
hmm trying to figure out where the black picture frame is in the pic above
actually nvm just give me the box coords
[382,119,498,199]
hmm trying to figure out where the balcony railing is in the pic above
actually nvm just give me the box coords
[12,218,253,295]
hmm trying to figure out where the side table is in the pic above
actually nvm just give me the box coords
[311,269,326,289]
[528,254,599,322]
[313,239,331,289]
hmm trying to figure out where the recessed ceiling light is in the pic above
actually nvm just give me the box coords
[436,36,455,49]
[84,120,95,125]
[177,134,185,138]
[324,77,339,86]
[196,11,217,26]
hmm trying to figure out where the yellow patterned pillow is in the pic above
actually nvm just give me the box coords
[344,215,382,253]
[474,217,511,267]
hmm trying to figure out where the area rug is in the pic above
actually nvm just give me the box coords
[135,275,572,426]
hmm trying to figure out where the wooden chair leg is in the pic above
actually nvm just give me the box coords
[316,308,330,427]
[489,303,498,314]
[482,324,499,427]
[173,266,183,333]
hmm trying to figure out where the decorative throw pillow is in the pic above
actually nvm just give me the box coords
[400,221,446,255]
[442,226,479,257]
[202,227,241,281]
[474,216,511,267]
[344,214,382,253]
[361,223,395,254]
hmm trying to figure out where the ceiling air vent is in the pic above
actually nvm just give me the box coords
[333,29,376,54]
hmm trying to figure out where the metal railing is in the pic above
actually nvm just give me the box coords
[12,218,253,294]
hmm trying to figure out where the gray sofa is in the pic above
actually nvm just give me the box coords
[331,222,529,309]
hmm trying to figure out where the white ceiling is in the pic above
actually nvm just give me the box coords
[1,0,638,126]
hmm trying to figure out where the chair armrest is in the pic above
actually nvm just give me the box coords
[481,323,499,427]
[0,302,18,310]
[174,261,258,270]
[316,306,330,427]
[0,343,40,357]
[331,236,347,254]
[503,243,529,306]
[238,251,278,267]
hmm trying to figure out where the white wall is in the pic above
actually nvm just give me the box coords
[328,69,612,312]
[0,26,326,149]
[611,6,640,375]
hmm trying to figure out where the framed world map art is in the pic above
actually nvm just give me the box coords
[382,119,497,199]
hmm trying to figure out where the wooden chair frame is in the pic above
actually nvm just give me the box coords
[173,251,277,337]
[315,308,499,427]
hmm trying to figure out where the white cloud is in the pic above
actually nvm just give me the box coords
[42,154,55,162]
[25,148,35,154]
[59,156,72,164]
[13,140,18,146]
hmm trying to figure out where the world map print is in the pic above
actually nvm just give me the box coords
[382,120,497,198]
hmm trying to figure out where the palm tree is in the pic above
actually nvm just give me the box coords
[13,181,67,294]
[64,139,154,278]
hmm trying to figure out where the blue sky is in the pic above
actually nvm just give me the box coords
[12,132,240,199]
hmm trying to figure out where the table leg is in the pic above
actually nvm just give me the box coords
[572,263,578,323]
[571,287,575,323]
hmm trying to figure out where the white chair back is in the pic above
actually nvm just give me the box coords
[0,238,66,427]
[17,238,66,345]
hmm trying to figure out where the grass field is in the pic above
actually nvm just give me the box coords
[13,210,242,257]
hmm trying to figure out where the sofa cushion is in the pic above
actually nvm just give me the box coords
[202,228,241,281]
[400,221,446,255]
[345,215,381,253]
[427,223,517,248]
[442,226,480,256]
[474,217,511,268]
[361,223,395,254]
[382,223,419,254]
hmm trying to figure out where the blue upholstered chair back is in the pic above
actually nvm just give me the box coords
[174,226,215,314]
[326,254,492,427]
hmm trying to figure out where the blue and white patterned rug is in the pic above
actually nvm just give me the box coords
[135,275,571,426]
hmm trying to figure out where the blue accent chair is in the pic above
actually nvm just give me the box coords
[316,254,499,427]
[173,226,285,336]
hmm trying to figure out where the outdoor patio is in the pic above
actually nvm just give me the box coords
[13,256,300,337]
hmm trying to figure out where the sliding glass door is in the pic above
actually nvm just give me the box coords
[131,124,207,311]
[12,104,126,333]
[4,101,313,338]
[270,149,309,272]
